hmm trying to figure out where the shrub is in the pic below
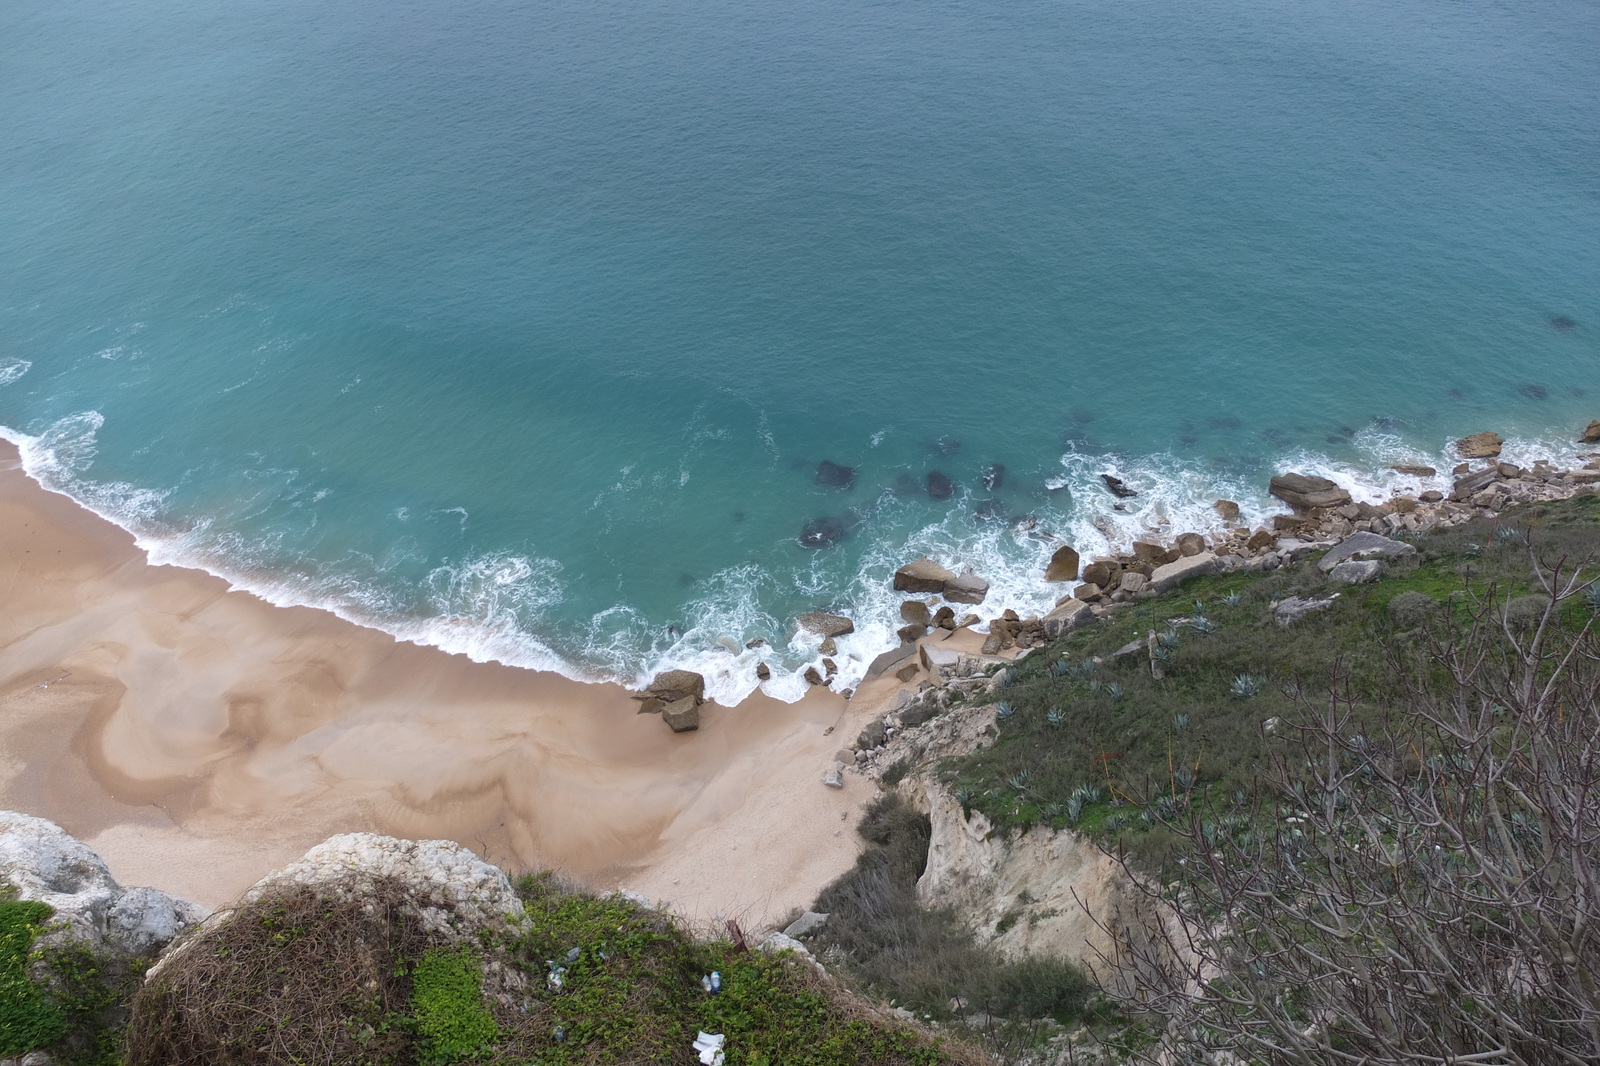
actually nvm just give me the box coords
[1386,589,1437,627]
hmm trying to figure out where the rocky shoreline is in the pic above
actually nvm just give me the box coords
[633,425,1600,737]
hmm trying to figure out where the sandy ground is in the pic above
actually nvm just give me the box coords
[0,442,908,930]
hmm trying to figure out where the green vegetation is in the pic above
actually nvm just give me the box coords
[121,871,984,1065]
[511,872,980,1065]
[937,494,1600,865]
[1,897,67,1056]
[411,947,497,1064]
[808,795,1091,1027]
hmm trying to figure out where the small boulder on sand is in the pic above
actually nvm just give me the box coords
[662,697,700,732]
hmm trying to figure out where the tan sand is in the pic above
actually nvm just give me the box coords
[0,442,896,929]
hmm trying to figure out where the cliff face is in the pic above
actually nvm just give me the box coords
[905,777,1184,999]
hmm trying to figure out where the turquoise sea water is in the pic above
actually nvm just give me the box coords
[2,0,1597,700]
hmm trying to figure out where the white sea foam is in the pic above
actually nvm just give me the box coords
[0,359,32,387]
[5,410,1595,707]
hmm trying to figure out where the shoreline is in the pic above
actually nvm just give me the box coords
[3,425,1596,924]
[6,414,1597,709]
[0,439,890,929]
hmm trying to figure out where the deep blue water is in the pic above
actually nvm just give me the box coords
[2,0,1597,700]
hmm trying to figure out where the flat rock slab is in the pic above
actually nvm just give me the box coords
[1456,431,1504,459]
[1317,532,1416,572]
[894,557,957,593]
[1328,559,1384,584]
[865,642,918,680]
[796,611,855,638]
[1149,552,1220,593]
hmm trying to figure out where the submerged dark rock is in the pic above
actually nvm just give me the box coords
[1101,474,1138,499]
[981,463,1006,491]
[929,435,963,457]
[815,460,856,489]
[1550,316,1577,331]
[972,498,1008,523]
[799,516,848,549]
[926,471,955,500]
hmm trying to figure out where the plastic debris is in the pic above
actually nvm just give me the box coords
[565,946,581,963]
[693,1031,726,1066]
[546,965,566,991]
[699,971,722,994]
[553,1026,566,1043]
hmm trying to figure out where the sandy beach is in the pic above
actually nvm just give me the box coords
[0,441,892,928]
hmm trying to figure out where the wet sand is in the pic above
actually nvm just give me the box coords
[0,441,885,929]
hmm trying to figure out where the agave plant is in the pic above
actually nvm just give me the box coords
[1584,584,1600,610]
[1464,542,1483,558]
[1156,628,1181,651]
[1222,591,1244,608]
[953,785,974,810]
[1173,713,1191,734]
[1046,707,1066,728]
[1082,785,1104,804]
[1174,767,1196,791]
[1007,770,1031,792]
[1065,794,1084,824]
[1192,600,1208,619]
[997,667,1018,688]
[1231,674,1266,699]
[994,700,1016,721]
[1495,525,1522,542]
[1049,658,1072,678]
[1190,616,1216,635]
[1076,659,1098,679]
[1104,681,1125,701]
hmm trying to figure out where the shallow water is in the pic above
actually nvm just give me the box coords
[2,0,1597,701]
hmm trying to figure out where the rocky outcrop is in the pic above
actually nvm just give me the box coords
[1581,421,1600,444]
[1269,472,1352,512]
[0,811,207,960]
[798,516,848,548]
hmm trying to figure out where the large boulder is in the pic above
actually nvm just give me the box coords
[1044,544,1080,583]
[1455,432,1503,459]
[796,612,855,638]
[635,669,705,713]
[1213,499,1241,521]
[893,557,957,594]
[1041,598,1094,639]
[899,600,932,626]
[1316,532,1417,572]
[1269,473,1352,512]
[1581,421,1600,444]
[1149,552,1220,594]
[0,811,207,958]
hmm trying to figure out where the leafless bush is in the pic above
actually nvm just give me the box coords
[1103,552,1600,1065]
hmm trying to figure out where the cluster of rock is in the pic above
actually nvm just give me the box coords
[632,669,708,732]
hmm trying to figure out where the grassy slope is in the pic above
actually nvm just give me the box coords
[934,494,1600,865]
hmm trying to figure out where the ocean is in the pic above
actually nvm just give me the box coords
[2,0,1596,702]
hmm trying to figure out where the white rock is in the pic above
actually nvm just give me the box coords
[0,810,206,956]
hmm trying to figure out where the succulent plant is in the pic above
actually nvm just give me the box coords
[1173,713,1191,733]
[995,700,1016,721]
[1231,674,1266,699]
[1046,707,1066,728]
